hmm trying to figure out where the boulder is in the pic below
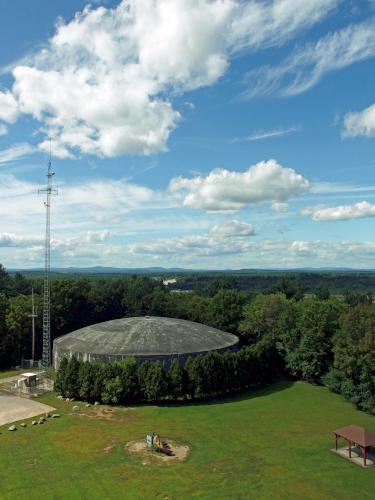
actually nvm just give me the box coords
[72,405,80,412]
[20,423,27,428]
[8,425,16,432]
[85,403,91,408]
[94,401,100,406]
[52,413,60,418]
[32,420,37,425]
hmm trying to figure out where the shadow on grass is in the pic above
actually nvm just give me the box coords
[135,378,295,410]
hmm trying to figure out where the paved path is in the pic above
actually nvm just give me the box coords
[0,394,55,426]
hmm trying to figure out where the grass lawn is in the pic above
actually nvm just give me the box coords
[0,380,374,499]
[0,368,26,380]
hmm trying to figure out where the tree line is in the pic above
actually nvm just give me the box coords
[55,344,279,403]
[240,293,374,414]
[168,272,375,294]
[0,264,374,413]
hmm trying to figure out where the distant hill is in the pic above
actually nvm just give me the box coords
[8,266,196,275]
[8,266,375,275]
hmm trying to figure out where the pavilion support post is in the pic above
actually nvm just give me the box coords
[335,434,338,451]
[348,440,352,458]
[363,447,366,467]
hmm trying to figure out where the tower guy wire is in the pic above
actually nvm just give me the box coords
[38,144,57,368]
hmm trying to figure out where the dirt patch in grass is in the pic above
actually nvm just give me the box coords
[70,406,117,420]
[87,407,116,420]
[103,440,117,454]
[69,405,137,423]
[125,439,190,466]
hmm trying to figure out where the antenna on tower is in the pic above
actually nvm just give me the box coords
[38,139,58,368]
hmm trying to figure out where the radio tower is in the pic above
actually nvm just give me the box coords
[28,287,38,363]
[39,142,57,368]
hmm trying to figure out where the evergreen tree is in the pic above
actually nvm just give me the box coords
[118,357,139,402]
[92,363,105,402]
[102,376,123,404]
[184,356,196,398]
[169,358,188,399]
[64,356,80,398]
[146,361,169,401]
[137,361,152,400]
[185,354,207,397]
[222,351,238,392]
[78,361,98,401]
[54,357,68,395]
[200,351,223,395]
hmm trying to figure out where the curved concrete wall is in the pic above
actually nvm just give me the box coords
[53,341,239,370]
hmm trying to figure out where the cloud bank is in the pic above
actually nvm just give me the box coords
[129,220,255,257]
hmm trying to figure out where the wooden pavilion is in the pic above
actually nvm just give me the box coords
[333,425,375,466]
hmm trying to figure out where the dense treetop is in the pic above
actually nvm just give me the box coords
[0,264,374,413]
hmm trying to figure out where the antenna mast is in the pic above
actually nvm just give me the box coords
[39,142,57,368]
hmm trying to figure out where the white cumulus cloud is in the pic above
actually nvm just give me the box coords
[209,220,255,238]
[343,102,375,138]
[1,0,338,158]
[301,201,375,221]
[0,90,19,123]
[169,159,309,213]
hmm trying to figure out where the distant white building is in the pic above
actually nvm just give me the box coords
[163,278,177,286]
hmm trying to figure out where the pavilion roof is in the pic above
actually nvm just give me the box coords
[334,425,375,447]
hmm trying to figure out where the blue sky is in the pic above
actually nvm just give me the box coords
[0,0,374,269]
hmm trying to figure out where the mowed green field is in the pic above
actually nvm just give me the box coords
[0,381,374,500]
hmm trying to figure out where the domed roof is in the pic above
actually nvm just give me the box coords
[53,316,238,356]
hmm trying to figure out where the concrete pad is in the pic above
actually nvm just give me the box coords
[0,394,55,426]
[0,372,43,384]
[331,447,375,468]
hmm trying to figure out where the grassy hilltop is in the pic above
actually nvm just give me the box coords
[1,381,374,499]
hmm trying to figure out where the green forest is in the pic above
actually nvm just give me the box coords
[0,264,374,414]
